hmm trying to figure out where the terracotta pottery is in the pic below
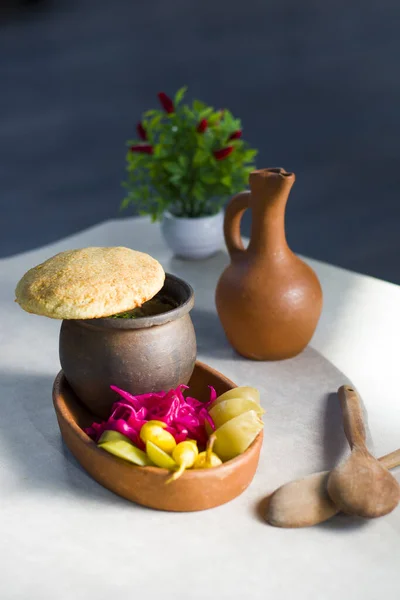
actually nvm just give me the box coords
[215,168,323,360]
[59,273,196,419]
[52,361,263,512]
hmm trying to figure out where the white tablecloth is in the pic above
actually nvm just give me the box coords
[1,217,399,600]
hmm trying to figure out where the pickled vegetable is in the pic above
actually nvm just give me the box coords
[85,384,216,449]
[143,419,168,428]
[213,410,263,462]
[166,441,199,483]
[146,441,177,470]
[98,439,153,466]
[210,386,260,408]
[185,439,198,449]
[207,397,264,431]
[193,434,222,469]
[193,452,222,469]
[140,421,176,454]
[98,430,131,445]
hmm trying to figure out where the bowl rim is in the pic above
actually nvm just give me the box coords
[53,364,263,481]
[71,273,194,330]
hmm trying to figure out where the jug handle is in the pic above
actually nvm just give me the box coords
[224,191,250,257]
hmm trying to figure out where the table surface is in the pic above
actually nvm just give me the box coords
[1,217,399,600]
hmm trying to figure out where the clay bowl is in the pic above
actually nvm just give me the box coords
[59,273,196,420]
[53,360,263,512]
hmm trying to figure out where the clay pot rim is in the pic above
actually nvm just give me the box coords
[72,273,194,330]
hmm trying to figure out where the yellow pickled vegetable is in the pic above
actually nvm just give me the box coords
[166,441,199,483]
[213,410,263,462]
[193,452,222,468]
[211,386,260,408]
[144,419,168,428]
[140,421,176,454]
[185,439,198,448]
[207,397,264,432]
[193,434,222,469]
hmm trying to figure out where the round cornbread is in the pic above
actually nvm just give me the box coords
[15,246,165,319]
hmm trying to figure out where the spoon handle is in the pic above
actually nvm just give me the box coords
[337,385,367,450]
[379,448,400,470]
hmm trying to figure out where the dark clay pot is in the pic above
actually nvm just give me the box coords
[59,273,196,419]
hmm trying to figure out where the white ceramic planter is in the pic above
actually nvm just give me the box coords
[161,211,224,260]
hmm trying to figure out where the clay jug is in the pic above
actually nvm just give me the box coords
[215,168,323,360]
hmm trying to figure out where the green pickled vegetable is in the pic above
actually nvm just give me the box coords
[98,438,153,466]
[146,441,177,470]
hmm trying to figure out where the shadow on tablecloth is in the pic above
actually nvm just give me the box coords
[0,370,133,507]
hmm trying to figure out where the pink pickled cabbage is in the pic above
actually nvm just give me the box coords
[84,384,217,449]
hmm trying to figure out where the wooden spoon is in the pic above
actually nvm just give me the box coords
[266,448,400,528]
[327,385,400,518]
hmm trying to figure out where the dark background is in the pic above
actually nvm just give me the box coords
[1,0,399,283]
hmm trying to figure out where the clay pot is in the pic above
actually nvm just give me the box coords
[215,168,323,360]
[59,273,196,419]
[52,361,263,512]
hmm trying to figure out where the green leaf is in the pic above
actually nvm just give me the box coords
[244,165,255,176]
[120,197,131,210]
[141,186,151,200]
[193,99,207,112]
[148,114,163,129]
[153,145,168,158]
[201,173,218,185]
[199,107,214,120]
[208,112,221,126]
[170,173,182,185]
[165,163,181,174]
[221,175,232,187]
[229,118,242,132]
[179,182,190,195]
[193,148,209,167]
[182,105,195,120]
[174,86,188,106]
[192,182,206,201]
[178,155,189,169]
[243,149,258,162]
[222,110,234,126]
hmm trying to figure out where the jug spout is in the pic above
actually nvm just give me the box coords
[250,167,295,189]
[248,168,295,257]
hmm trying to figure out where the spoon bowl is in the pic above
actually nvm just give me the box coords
[327,447,400,518]
[266,449,400,527]
[326,385,400,518]
[267,470,335,528]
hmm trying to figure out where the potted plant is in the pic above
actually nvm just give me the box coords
[121,87,257,259]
